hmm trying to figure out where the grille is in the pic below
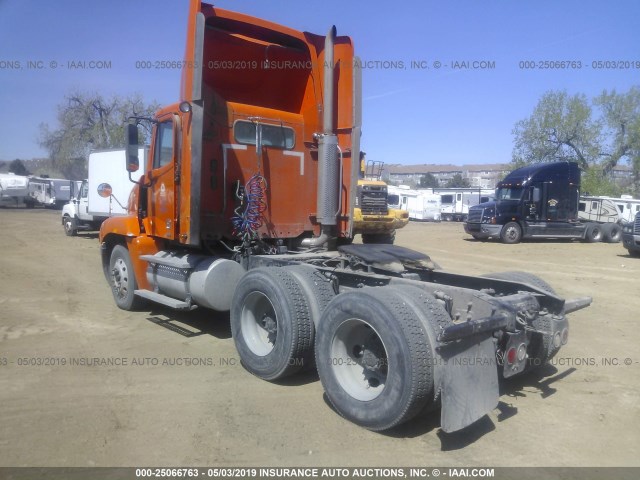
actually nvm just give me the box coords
[360,191,388,215]
[634,213,640,234]
[467,208,483,223]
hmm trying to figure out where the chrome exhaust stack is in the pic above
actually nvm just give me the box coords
[303,26,339,248]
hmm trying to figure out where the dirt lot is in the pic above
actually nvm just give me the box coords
[1,207,638,467]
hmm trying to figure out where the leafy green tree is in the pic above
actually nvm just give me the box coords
[445,173,471,188]
[39,91,159,178]
[512,91,600,170]
[593,87,640,176]
[419,173,439,188]
[8,159,30,176]
[512,87,640,195]
[581,167,621,196]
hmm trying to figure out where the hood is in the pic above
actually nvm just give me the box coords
[471,201,496,210]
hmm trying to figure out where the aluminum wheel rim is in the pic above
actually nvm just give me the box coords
[505,225,519,241]
[64,218,73,233]
[241,291,278,356]
[330,319,388,401]
[111,258,129,300]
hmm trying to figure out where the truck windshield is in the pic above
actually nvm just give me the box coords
[496,187,524,201]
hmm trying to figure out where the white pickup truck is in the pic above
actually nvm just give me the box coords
[62,148,145,236]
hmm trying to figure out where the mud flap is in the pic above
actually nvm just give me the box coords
[439,333,499,433]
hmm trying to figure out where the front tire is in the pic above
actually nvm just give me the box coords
[63,215,77,236]
[500,222,522,244]
[109,245,143,310]
[230,268,314,381]
[361,231,395,244]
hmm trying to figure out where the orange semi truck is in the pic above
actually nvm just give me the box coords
[100,1,591,433]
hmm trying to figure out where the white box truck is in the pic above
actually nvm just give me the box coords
[62,148,145,236]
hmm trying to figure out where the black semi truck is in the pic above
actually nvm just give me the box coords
[464,162,619,244]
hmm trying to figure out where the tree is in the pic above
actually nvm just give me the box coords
[39,91,159,179]
[445,173,471,188]
[580,166,622,197]
[512,87,640,195]
[593,87,640,176]
[512,91,600,170]
[8,159,30,176]
[419,173,439,188]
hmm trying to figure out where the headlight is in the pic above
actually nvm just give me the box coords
[623,225,632,233]
[481,210,495,223]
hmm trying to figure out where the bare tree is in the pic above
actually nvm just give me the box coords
[39,91,158,178]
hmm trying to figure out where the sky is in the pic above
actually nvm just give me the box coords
[0,0,639,166]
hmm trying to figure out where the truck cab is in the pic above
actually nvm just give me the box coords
[465,162,592,243]
[97,2,592,435]
[622,211,640,256]
[352,159,409,243]
[62,179,105,236]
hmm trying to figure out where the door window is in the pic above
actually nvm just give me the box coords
[153,121,174,168]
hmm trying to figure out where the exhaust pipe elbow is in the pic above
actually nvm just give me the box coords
[300,226,335,248]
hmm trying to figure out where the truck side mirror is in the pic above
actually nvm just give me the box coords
[533,187,541,202]
[126,123,140,173]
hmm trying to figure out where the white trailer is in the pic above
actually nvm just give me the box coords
[591,195,640,224]
[435,188,494,222]
[576,196,629,242]
[27,177,56,208]
[61,148,145,235]
[50,178,73,208]
[578,196,621,224]
[0,173,30,206]
[615,196,640,223]
[388,186,441,221]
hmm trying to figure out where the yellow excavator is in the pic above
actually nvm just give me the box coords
[352,157,408,244]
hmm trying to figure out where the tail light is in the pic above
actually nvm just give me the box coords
[506,347,517,364]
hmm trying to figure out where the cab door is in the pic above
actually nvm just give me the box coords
[148,115,177,240]
[78,181,89,219]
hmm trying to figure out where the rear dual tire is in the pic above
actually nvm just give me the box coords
[316,286,451,431]
[584,223,603,243]
[602,223,621,243]
[230,266,335,380]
